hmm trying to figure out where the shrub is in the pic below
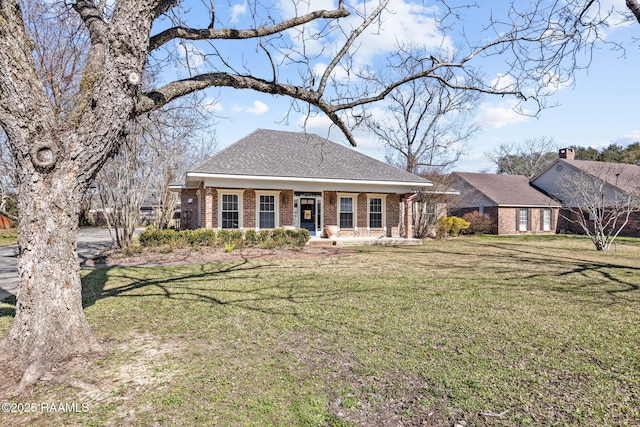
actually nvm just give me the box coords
[259,229,272,244]
[139,227,309,249]
[290,228,310,247]
[436,216,470,238]
[186,229,217,246]
[271,228,287,246]
[216,229,231,245]
[244,229,259,247]
[139,228,180,247]
[461,211,494,235]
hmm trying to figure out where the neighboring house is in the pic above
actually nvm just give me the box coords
[173,129,432,238]
[450,172,561,235]
[532,148,640,237]
[0,214,11,229]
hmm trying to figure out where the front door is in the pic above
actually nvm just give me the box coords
[299,198,316,235]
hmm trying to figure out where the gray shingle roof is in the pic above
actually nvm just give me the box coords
[454,172,560,206]
[560,159,640,194]
[191,129,431,185]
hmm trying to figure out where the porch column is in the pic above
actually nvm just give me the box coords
[204,187,214,229]
[404,195,414,238]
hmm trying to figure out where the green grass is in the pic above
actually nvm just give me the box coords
[0,228,17,247]
[1,235,639,426]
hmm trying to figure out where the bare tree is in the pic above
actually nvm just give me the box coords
[411,172,459,238]
[365,46,481,175]
[143,100,218,230]
[485,137,559,179]
[0,0,633,388]
[94,95,217,246]
[94,123,153,249]
[557,164,640,251]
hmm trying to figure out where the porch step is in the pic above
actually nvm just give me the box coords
[307,239,337,247]
[307,237,423,247]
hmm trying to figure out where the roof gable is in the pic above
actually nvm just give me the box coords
[191,129,431,185]
[453,172,560,206]
[559,159,640,194]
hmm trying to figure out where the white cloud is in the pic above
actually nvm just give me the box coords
[230,1,248,24]
[476,101,531,129]
[491,74,517,91]
[610,131,640,146]
[245,100,269,115]
[202,98,223,112]
[358,1,453,56]
[277,0,453,70]
[296,113,334,135]
[176,42,206,70]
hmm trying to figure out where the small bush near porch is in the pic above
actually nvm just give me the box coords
[0,235,638,426]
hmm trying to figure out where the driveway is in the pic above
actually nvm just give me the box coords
[0,228,115,302]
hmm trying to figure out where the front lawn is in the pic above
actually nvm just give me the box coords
[0,235,638,426]
[0,229,17,247]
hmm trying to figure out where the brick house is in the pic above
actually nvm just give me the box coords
[0,214,11,229]
[450,172,561,235]
[173,129,432,238]
[531,148,640,237]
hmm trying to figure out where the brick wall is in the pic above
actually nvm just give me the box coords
[498,207,559,235]
[244,190,256,228]
[323,191,337,226]
[280,190,294,227]
[387,193,400,237]
[452,206,559,235]
[357,193,367,230]
[180,189,199,229]
[559,208,640,237]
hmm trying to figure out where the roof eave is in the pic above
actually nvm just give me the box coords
[186,172,433,189]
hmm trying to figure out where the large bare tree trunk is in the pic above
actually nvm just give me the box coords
[0,1,151,388]
[3,146,100,389]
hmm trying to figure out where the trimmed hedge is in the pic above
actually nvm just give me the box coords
[139,227,310,249]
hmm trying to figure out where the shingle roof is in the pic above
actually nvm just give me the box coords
[454,172,560,206]
[191,129,431,185]
[560,159,640,194]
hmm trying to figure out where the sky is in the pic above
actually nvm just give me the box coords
[164,0,640,173]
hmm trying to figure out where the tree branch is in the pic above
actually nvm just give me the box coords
[627,0,640,23]
[148,7,349,51]
[318,0,388,95]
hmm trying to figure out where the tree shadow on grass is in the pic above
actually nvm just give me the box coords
[81,257,265,308]
[443,240,640,304]
[81,256,372,310]
[362,240,640,305]
[80,256,391,341]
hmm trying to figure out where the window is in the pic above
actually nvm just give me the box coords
[222,194,239,229]
[339,196,354,228]
[518,208,528,231]
[543,208,552,231]
[369,197,383,228]
[259,194,276,229]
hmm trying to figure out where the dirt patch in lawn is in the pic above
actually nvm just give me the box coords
[83,244,356,267]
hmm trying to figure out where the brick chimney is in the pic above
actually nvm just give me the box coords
[558,148,575,160]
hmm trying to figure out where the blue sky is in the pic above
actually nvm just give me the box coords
[165,1,640,173]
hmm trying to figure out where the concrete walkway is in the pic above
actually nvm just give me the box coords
[0,228,115,302]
